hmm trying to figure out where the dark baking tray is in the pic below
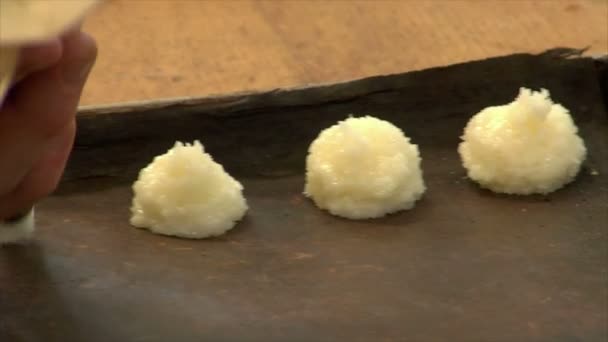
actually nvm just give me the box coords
[2,48,607,342]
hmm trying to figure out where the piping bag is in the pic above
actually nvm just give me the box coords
[0,0,101,244]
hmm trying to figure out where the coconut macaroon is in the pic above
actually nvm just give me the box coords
[458,87,587,195]
[130,141,248,239]
[304,116,426,219]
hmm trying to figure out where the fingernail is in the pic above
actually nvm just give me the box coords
[62,59,94,85]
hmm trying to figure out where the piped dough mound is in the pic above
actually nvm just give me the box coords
[458,87,586,195]
[304,116,426,219]
[130,140,247,238]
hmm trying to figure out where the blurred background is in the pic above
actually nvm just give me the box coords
[81,0,608,106]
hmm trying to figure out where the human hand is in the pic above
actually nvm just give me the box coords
[0,27,97,220]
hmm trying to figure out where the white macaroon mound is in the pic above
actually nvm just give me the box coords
[304,116,426,220]
[458,87,587,195]
[130,140,248,239]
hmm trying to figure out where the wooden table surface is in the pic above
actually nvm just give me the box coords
[80,0,608,106]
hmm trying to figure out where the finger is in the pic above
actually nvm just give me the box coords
[0,31,96,211]
[12,22,84,84]
[13,38,63,84]
[7,30,97,139]
[0,119,75,219]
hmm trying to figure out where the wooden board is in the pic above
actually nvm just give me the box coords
[1,49,607,342]
[80,0,608,106]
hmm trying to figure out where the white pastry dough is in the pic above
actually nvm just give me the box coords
[0,208,35,245]
[458,87,586,195]
[130,141,248,239]
[304,116,426,219]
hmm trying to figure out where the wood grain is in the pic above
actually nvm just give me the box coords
[80,0,608,106]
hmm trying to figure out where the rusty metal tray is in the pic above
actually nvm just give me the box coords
[2,49,607,342]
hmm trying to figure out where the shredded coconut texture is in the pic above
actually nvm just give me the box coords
[304,116,426,219]
[130,141,248,238]
[458,87,587,195]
